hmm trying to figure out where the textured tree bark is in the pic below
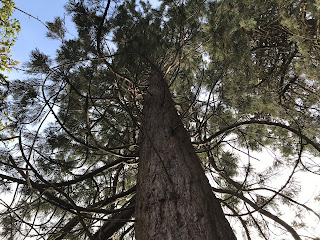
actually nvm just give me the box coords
[135,71,237,240]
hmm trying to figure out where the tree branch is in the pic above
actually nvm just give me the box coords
[213,187,302,240]
[92,196,135,240]
[196,120,320,152]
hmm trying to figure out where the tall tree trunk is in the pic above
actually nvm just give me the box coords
[135,71,237,240]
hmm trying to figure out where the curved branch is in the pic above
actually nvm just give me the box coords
[196,120,320,152]
[92,196,135,240]
[50,187,136,240]
[213,187,302,240]
[41,74,134,158]
[54,157,134,187]
[1,157,135,190]
[224,201,252,240]
[245,186,320,221]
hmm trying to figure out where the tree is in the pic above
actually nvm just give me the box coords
[1,0,320,239]
[0,0,20,79]
[0,0,20,135]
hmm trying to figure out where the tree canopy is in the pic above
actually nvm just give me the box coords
[0,0,19,138]
[0,0,20,80]
[1,0,320,239]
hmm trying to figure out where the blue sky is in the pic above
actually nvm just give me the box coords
[8,0,75,79]
[8,0,160,79]
[3,1,320,239]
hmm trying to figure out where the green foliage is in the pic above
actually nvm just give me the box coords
[0,0,20,79]
[1,0,320,239]
[0,0,20,136]
[46,16,66,41]
[25,48,52,74]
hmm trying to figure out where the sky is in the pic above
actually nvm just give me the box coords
[2,0,320,239]
[8,0,161,79]
[8,0,75,79]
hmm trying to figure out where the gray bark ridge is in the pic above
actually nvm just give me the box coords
[135,71,237,240]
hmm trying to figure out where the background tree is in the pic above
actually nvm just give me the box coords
[1,0,320,239]
[0,0,20,79]
[0,0,20,135]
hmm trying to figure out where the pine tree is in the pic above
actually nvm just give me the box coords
[1,0,320,239]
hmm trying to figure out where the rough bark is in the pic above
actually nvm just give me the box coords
[135,71,237,240]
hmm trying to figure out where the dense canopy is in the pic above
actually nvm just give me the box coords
[1,0,320,239]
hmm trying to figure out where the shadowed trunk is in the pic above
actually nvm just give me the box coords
[135,71,237,240]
